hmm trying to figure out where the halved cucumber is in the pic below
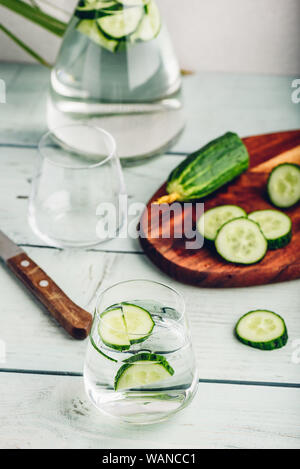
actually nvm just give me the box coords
[267,163,300,208]
[97,6,144,38]
[197,205,247,241]
[76,19,119,52]
[248,209,292,250]
[98,307,130,350]
[235,310,288,350]
[215,217,267,264]
[129,0,161,42]
[122,303,155,344]
[114,352,174,390]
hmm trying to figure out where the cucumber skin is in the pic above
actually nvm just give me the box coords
[267,230,292,250]
[90,334,118,362]
[235,310,288,350]
[267,163,300,208]
[114,353,174,390]
[166,132,249,201]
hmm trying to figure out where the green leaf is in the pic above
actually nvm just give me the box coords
[0,0,67,37]
[0,23,51,67]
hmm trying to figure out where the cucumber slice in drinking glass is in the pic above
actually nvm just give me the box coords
[98,303,155,349]
[114,353,174,390]
[197,205,247,241]
[248,209,292,250]
[122,303,155,344]
[235,310,288,350]
[267,163,300,208]
[215,217,268,265]
[97,5,144,38]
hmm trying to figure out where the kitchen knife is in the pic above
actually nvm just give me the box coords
[0,230,92,339]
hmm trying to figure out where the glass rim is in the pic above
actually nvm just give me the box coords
[94,279,186,336]
[38,123,117,170]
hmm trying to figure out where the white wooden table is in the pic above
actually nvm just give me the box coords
[0,63,300,449]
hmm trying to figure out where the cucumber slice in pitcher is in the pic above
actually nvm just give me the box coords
[248,209,292,250]
[98,307,130,350]
[267,163,300,208]
[130,0,161,42]
[114,353,174,390]
[235,310,288,350]
[197,205,247,241]
[117,0,148,5]
[122,303,155,344]
[77,19,119,52]
[97,6,144,38]
[215,218,268,264]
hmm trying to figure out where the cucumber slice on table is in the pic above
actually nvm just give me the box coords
[122,303,155,344]
[98,303,155,349]
[197,205,247,241]
[215,218,268,264]
[267,163,300,208]
[77,19,119,52]
[98,307,130,350]
[130,0,161,42]
[248,209,292,250]
[97,6,144,38]
[235,310,288,350]
[114,353,174,390]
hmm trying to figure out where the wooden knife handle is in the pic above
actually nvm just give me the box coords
[6,252,92,340]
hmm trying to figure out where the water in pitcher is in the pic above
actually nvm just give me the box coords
[48,0,185,161]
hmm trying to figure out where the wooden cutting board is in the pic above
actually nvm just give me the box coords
[139,130,300,287]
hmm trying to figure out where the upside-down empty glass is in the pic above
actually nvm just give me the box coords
[28,124,126,248]
[84,280,199,425]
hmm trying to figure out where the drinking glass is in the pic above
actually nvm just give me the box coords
[84,280,198,424]
[28,124,126,248]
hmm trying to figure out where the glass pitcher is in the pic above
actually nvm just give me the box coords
[47,0,185,162]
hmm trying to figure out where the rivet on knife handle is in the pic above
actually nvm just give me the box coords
[6,252,92,340]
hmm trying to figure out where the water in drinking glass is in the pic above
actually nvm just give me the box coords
[84,281,198,424]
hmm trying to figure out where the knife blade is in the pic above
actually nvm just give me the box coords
[0,230,92,339]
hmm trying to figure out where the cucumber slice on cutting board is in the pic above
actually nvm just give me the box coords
[235,310,288,350]
[97,5,144,38]
[77,19,119,52]
[215,218,268,264]
[122,303,155,344]
[114,352,174,390]
[267,163,300,208]
[98,303,155,349]
[248,209,292,250]
[98,307,130,350]
[197,205,247,241]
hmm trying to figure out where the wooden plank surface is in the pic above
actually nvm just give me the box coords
[0,63,300,448]
[0,372,299,449]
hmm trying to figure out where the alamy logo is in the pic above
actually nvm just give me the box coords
[291,79,300,104]
[0,79,6,104]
